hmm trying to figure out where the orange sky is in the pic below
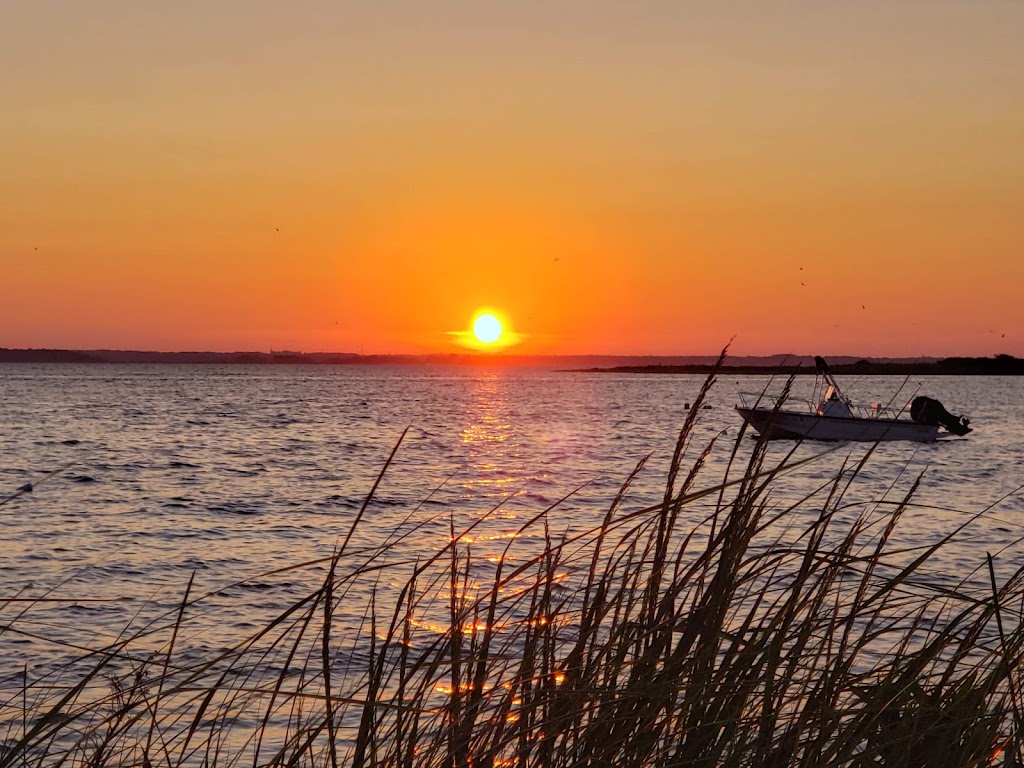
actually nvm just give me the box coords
[2,3,1022,356]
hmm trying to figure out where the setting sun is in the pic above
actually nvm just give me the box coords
[473,314,503,344]
[448,309,523,351]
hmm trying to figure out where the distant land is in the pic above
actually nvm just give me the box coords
[579,354,1024,376]
[0,348,1021,373]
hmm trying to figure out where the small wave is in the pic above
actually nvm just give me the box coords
[324,495,360,509]
[90,564,147,578]
[67,603,113,615]
[225,466,267,476]
[208,503,261,516]
[370,497,409,507]
[71,475,98,483]
[235,581,278,593]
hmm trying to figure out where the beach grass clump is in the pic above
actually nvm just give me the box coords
[1,370,1023,768]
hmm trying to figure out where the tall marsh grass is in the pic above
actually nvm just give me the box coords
[2,369,1022,767]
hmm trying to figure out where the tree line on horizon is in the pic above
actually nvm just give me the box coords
[0,348,1021,373]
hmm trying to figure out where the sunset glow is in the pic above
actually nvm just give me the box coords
[448,309,522,352]
[0,3,1021,356]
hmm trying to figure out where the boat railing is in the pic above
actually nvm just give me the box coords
[737,391,816,414]
[737,391,910,420]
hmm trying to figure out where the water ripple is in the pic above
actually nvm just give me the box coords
[1,364,1022,675]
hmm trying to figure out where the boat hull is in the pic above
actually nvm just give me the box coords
[735,407,941,442]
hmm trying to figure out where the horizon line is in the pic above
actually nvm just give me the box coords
[3,346,1017,362]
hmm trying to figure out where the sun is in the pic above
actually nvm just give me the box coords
[448,309,521,351]
[473,313,503,344]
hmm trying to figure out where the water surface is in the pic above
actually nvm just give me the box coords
[1,364,1021,674]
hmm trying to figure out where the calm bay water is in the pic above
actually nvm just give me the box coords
[1,364,1023,679]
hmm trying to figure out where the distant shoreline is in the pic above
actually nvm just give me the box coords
[575,356,1024,376]
[0,348,1020,374]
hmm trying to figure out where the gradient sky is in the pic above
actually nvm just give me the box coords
[2,1,1022,356]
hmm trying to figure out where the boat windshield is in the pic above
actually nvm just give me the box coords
[817,387,853,418]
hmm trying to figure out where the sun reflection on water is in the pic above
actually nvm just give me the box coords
[454,371,531,536]
[459,373,513,448]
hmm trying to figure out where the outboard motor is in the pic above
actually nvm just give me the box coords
[910,396,972,436]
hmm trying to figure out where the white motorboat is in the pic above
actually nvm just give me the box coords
[735,357,972,442]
